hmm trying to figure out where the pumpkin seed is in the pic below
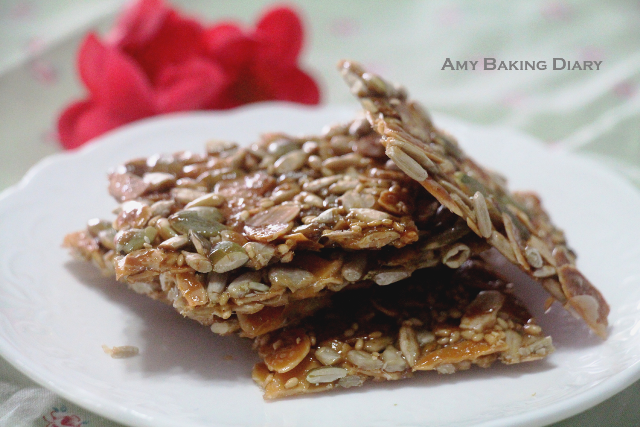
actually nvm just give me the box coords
[115,227,156,254]
[87,218,112,237]
[168,210,226,238]
[209,241,249,273]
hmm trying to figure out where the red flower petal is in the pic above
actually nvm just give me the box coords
[77,33,108,95]
[57,2,322,150]
[108,0,170,48]
[255,6,304,65]
[78,33,154,118]
[118,9,208,84]
[58,100,143,149]
[254,66,320,105]
[155,58,228,113]
[205,23,255,76]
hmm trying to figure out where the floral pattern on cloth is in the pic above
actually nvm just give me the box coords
[43,405,88,427]
[57,0,320,150]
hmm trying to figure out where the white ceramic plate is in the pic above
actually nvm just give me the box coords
[1,104,640,427]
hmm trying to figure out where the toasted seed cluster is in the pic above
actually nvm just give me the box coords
[252,262,554,399]
[63,115,492,338]
[338,60,609,338]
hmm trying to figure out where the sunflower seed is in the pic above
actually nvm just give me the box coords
[242,242,275,269]
[303,175,342,192]
[301,141,319,154]
[338,375,365,388]
[489,230,517,264]
[362,72,389,96]
[206,271,228,298]
[526,235,556,266]
[329,177,360,194]
[473,191,492,238]
[386,145,428,182]
[322,153,363,171]
[363,336,393,353]
[349,208,391,223]
[312,208,341,224]
[306,366,348,384]
[274,150,308,174]
[102,345,139,359]
[525,247,544,269]
[210,320,239,335]
[442,243,471,268]
[347,350,384,370]
[268,267,314,292]
[341,253,368,282]
[227,272,263,299]
[356,231,401,249]
[315,347,342,365]
[302,193,324,208]
[387,138,436,172]
[340,191,376,209]
[381,345,408,372]
[398,324,420,367]
[206,139,237,155]
[348,117,371,137]
[267,138,299,157]
[143,172,176,192]
[533,265,557,278]
[158,234,190,250]
[460,291,505,332]
[155,217,178,239]
[150,200,175,217]
[183,252,213,273]
[171,187,207,205]
[373,270,410,286]
[184,193,225,209]
[98,228,117,250]
[502,213,530,270]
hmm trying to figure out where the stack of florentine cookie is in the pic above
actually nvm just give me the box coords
[64,61,608,399]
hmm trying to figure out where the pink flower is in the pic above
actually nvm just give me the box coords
[43,410,85,427]
[58,0,320,149]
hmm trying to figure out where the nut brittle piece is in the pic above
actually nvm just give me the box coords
[105,121,429,254]
[252,260,554,399]
[64,225,488,337]
[338,60,609,338]
[64,116,491,337]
